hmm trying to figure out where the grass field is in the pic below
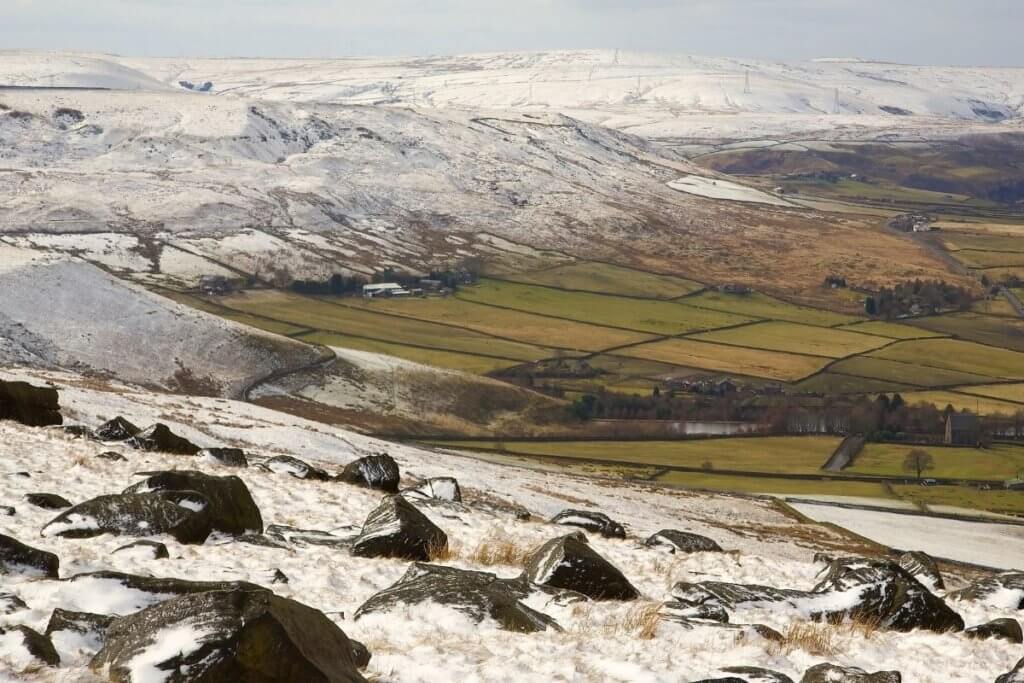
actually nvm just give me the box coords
[505,261,702,298]
[905,313,1024,352]
[298,332,521,374]
[952,250,1024,269]
[429,435,840,474]
[899,390,1023,415]
[691,321,891,358]
[457,279,753,335]
[655,471,896,499]
[956,383,1024,403]
[838,320,947,340]
[892,485,1024,515]
[345,295,654,352]
[869,338,1024,380]
[161,290,312,337]
[218,291,554,361]
[943,233,1024,253]
[683,290,860,327]
[825,356,996,387]
[972,298,1020,317]
[619,338,829,381]
[794,373,916,395]
[848,442,1024,480]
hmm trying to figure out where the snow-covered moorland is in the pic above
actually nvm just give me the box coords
[1,369,1023,682]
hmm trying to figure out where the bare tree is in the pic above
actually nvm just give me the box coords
[903,449,935,480]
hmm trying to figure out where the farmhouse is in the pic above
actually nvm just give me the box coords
[363,282,410,298]
[944,413,981,446]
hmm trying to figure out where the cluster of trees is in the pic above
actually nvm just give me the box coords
[568,390,762,422]
[287,259,482,297]
[864,280,973,319]
[290,274,368,295]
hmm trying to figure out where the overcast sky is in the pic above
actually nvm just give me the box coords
[2,1,1020,66]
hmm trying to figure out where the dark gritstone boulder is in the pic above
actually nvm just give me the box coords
[90,587,367,683]
[550,509,626,538]
[25,492,72,509]
[262,455,332,481]
[65,571,263,601]
[645,529,723,554]
[41,492,213,544]
[128,423,201,455]
[719,666,795,683]
[94,416,140,442]
[199,447,249,467]
[352,495,447,561]
[45,609,115,641]
[948,572,1024,608]
[1,593,28,614]
[1,505,14,516]
[124,470,263,534]
[661,601,730,624]
[337,454,400,492]
[350,639,371,669]
[97,451,128,462]
[800,664,901,683]
[523,533,639,601]
[0,533,59,578]
[964,617,1023,643]
[355,562,559,633]
[895,551,943,590]
[401,477,462,502]
[266,524,357,548]
[670,581,807,609]
[997,657,1024,683]
[0,380,62,427]
[113,540,170,560]
[0,625,60,667]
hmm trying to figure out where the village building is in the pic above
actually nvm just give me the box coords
[944,413,981,446]
[363,282,409,298]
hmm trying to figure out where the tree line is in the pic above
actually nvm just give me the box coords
[864,279,973,319]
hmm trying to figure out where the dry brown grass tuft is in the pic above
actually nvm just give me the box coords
[622,602,662,640]
[569,601,663,640]
[767,616,884,657]
[464,533,537,567]
[427,537,460,562]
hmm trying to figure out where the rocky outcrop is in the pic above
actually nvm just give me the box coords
[266,524,356,549]
[45,609,114,645]
[0,380,61,427]
[199,447,249,467]
[402,477,462,502]
[896,551,943,590]
[997,657,1024,683]
[124,470,263,534]
[262,455,332,481]
[91,587,367,682]
[128,423,201,455]
[948,572,1024,608]
[64,571,263,600]
[964,618,1023,643]
[337,454,400,492]
[93,416,140,442]
[356,563,559,633]
[42,492,213,544]
[0,625,60,667]
[25,492,72,509]
[670,581,808,609]
[645,529,723,554]
[523,533,639,600]
[0,533,59,578]
[550,509,626,538]
[719,666,795,683]
[800,664,901,683]
[351,495,447,561]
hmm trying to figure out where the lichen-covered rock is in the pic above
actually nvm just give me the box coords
[0,533,59,578]
[948,572,1024,608]
[41,492,213,544]
[124,470,263,534]
[523,533,639,600]
[90,587,367,682]
[262,455,332,481]
[550,509,626,538]
[401,477,462,502]
[266,524,356,549]
[964,617,1023,643]
[645,529,722,554]
[0,625,60,667]
[45,609,115,639]
[128,423,201,455]
[337,454,400,492]
[112,540,170,560]
[800,663,901,683]
[63,571,263,604]
[94,416,140,442]
[661,601,730,624]
[356,563,559,633]
[670,581,807,609]
[0,380,62,427]
[351,495,447,561]
[199,447,249,467]
[25,492,72,509]
[896,551,944,590]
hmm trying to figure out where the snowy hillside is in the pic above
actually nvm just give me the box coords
[2,368,1024,681]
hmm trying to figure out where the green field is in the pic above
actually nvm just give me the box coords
[505,261,702,298]
[825,356,996,387]
[971,298,1020,317]
[684,290,860,327]
[838,320,947,340]
[655,470,896,499]
[892,485,1024,516]
[956,383,1024,403]
[905,313,1024,352]
[430,435,841,474]
[619,338,829,381]
[848,442,1024,480]
[868,338,1024,380]
[943,233,1024,253]
[899,390,1023,416]
[691,321,891,358]
[457,279,753,334]
[794,373,915,395]
[299,332,521,374]
[953,250,1024,269]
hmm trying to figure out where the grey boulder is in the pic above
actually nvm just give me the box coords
[0,532,59,578]
[523,533,639,601]
[42,492,213,544]
[337,454,400,492]
[124,470,263,534]
[351,495,447,561]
